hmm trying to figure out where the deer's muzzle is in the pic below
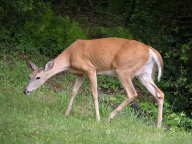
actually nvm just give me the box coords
[23,89,31,95]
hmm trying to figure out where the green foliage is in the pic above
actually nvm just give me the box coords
[159,42,192,117]
[91,26,133,39]
[0,0,87,56]
[21,13,87,56]
[98,76,121,91]
[139,101,192,131]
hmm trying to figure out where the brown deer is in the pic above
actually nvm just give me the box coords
[24,38,164,128]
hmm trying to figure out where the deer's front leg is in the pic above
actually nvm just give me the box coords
[87,70,100,121]
[65,76,84,116]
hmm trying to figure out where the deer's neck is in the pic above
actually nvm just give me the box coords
[50,50,71,76]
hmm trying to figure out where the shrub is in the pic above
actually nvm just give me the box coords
[138,100,192,131]
[0,1,87,57]
[19,12,87,56]
[91,26,133,39]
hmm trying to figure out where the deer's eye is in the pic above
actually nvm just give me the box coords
[36,77,40,80]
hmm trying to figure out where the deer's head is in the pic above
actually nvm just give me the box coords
[24,60,54,95]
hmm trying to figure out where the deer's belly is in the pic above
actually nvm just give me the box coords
[68,67,116,77]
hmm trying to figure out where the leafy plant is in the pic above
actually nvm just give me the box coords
[138,100,192,131]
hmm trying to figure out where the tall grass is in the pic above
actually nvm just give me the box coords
[0,52,191,144]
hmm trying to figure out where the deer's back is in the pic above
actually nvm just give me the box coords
[67,38,150,72]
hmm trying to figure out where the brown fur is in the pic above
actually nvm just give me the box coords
[54,38,150,75]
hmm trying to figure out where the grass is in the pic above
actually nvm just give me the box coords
[0,52,192,144]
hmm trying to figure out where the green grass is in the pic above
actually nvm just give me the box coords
[0,53,192,144]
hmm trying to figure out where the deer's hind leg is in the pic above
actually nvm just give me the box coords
[108,69,138,121]
[138,72,164,128]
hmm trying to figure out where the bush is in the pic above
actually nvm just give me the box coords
[90,26,133,39]
[0,1,87,57]
[138,100,192,131]
[17,12,87,56]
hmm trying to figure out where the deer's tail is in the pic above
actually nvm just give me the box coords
[149,48,163,81]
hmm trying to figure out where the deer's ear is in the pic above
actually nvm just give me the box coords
[45,60,54,71]
[27,61,38,70]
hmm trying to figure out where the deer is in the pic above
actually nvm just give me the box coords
[24,38,164,128]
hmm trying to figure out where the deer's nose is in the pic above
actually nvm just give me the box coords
[23,89,30,95]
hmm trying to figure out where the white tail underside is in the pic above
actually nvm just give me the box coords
[135,49,162,81]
